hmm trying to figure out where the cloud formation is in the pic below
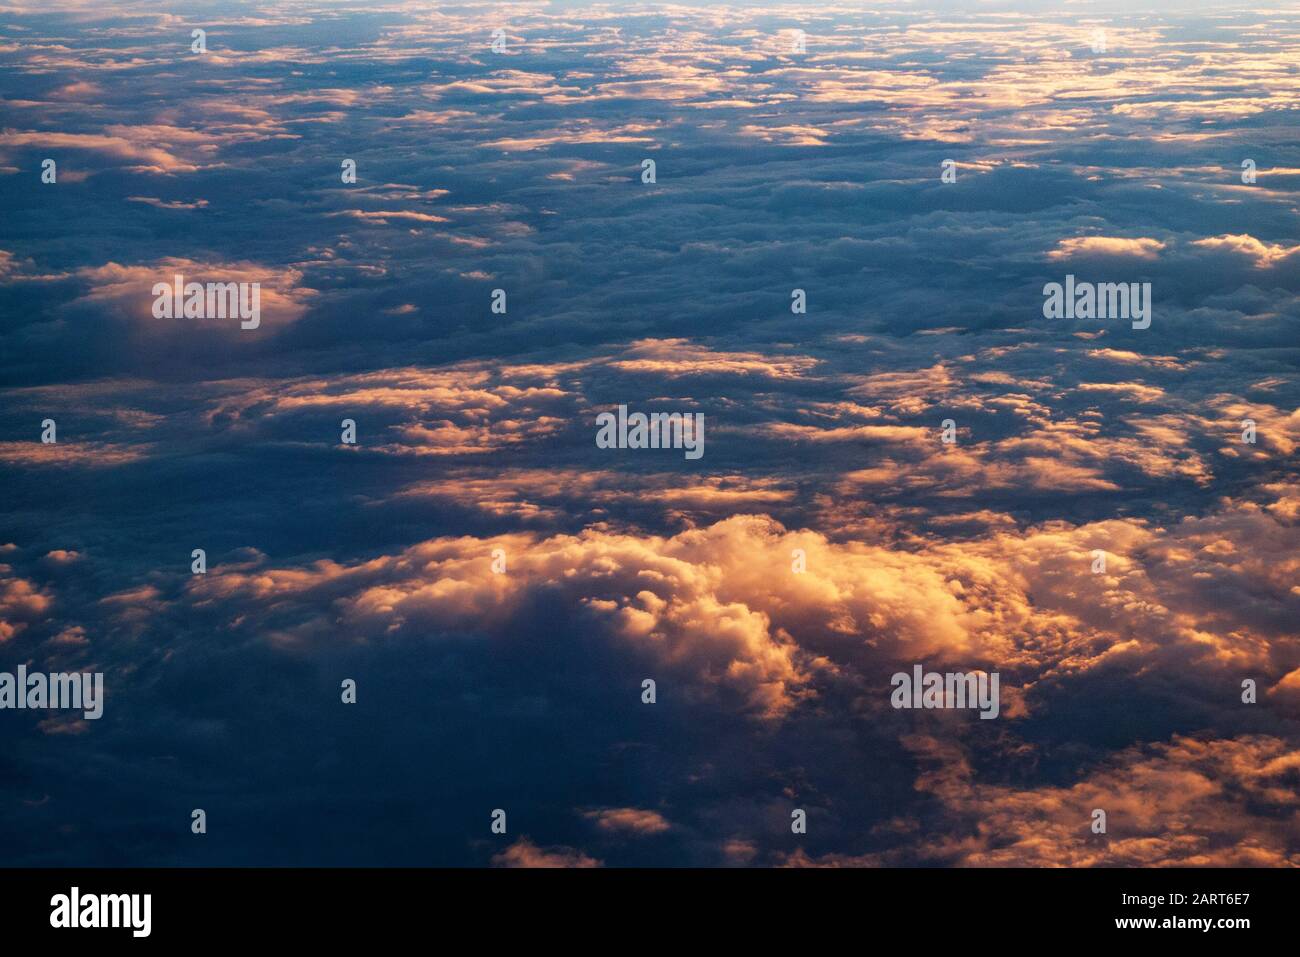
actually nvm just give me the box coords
[0,0,1296,867]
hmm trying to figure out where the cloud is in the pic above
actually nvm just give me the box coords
[0,130,198,174]
[1,0,1297,868]
[1192,234,1300,269]
[0,567,53,642]
[1048,236,1167,261]
[842,734,1300,867]
[583,808,672,835]
[492,839,602,868]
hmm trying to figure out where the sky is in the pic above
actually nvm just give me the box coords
[0,0,1297,867]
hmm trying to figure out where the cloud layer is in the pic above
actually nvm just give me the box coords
[0,0,1296,867]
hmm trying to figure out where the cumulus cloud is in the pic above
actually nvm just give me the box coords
[0,566,53,642]
[1048,236,1167,261]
